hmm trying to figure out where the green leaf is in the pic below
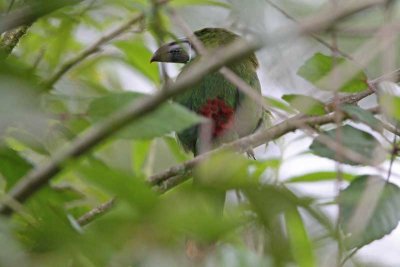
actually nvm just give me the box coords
[114,39,160,83]
[87,92,204,139]
[339,175,400,249]
[379,93,400,122]
[0,146,32,190]
[195,152,275,189]
[132,139,152,174]
[78,158,157,213]
[341,104,381,130]
[245,186,314,264]
[17,186,82,252]
[285,207,316,267]
[264,96,295,113]
[245,186,313,221]
[286,171,355,183]
[6,128,49,155]
[195,152,253,189]
[0,58,48,137]
[297,53,367,93]
[163,136,191,162]
[310,125,385,166]
[282,94,326,115]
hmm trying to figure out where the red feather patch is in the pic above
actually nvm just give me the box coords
[199,98,234,137]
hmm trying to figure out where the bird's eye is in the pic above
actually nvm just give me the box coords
[170,49,180,54]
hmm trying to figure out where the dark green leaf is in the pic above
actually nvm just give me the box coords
[297,53,367,93]
[341,104,381,130]
[339,175,400,249]
[0,146,32,190]
[87,92,204,139]
[310,125,385,165]
[282,94,326,115]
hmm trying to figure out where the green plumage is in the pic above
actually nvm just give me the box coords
[173,28,263,155]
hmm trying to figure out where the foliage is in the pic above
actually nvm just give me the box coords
[0,1,399,267]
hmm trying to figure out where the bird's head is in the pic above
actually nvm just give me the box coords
[150,39,194,63]
[150,28,246,64]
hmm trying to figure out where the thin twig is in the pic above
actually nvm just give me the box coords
[77,198,116,226]
[386,133,397,182]
[340,246,361,266]
[266,0,353,60]
[44,13,145,89]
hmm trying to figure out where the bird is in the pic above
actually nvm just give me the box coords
[151,27,263,155]
[151,27,264,259]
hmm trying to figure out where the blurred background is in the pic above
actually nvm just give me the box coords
[1,0,400,266]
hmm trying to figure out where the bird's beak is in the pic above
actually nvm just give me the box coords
[150,39,192,63]
[150,44,170,63]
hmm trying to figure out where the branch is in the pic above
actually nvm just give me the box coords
[44,13,145,88]
[77,198,116,226]
[0,25,29,56]
[0,0,83,33]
